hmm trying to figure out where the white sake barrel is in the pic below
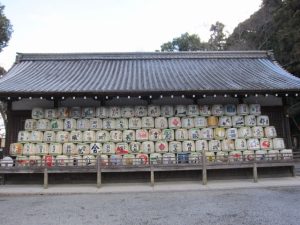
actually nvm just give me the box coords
[155,117,168,129]
[23,143,36,156]
[142,117,155,129]
[161,129,174,141]
[42,155,55,167]
[100,155,109,166]
[115,118,129,130]
[163,153,176,164]
[232,116,244,127]
[96,106,109,118]
[214,128,226,140]
[83,131,96,142]
[0,156,13,167]
[31,131,44,142]
[216,151,229,163]
[195,140,208,152]
[267,150,280,160]
[175,105,187,117]
[49,143,63,156]
[235,139,247,150]
[189,152,202,164]
[69,155,83,166]
[199,105,211,116]
[121,106,135,118]
[18,131,30,143]
[229,151,243,162]
[128,117,142,129]
[194,116,207,128]
[238,127,252,139]
[207,116,218,128]
[89,143,102,155]
[257,115,270,127]
[161,105,174,117]
[102,142,116,154]
[168,117,182,129]
[110,130,123,142]
[226,128,238,139]
[280,149,293,160]
[150,153,162,164]
[187,105,199,117]
[252,126,264,138]
[221,139,235,152]
[44,109,58,119]
[273,138,285,150]
[264,126,277,138]
[249,104,261,115]
[237,104,249,115]
[83,155,96,166]
[56,131,69,143]
[148,105,161,117]
[245,115,257,127]
[134,105,148,117]
[50,119,64,131]
[29,155,42,166]
[205,151,216,162]
[155,141,169,153]
[141,141,155,154]
[43,131,56,142]
[224,104,237,116]
[149,129,162,141]
[89,118,102,130]
[24,119,37,130]
[77,118,90,130]
[16,156,29,166]
[200,128,214,140]
[135,154,149,165]
[96,130,110,143]
[136,129,149,141]
[103,118,116,130]
[110,154,123,165]
[260,138,273,150]
[208,140,221,152]
[218,116,232,128]
[175,129,188,141]
[109,106,121,118]
[243,150,255,161]
[55,155,70,166]
[123,154,135,165]
[255,150,267,161]
[211,104,224,116]
[69,130,83,143]
[36,119,51,131]
[9,143,23,156]
[76,143,90,155]
[181,117,194,129]
[182,141,195,152]
[188,128,201,140]
[247,138,260,150]
[57,107,69,119]
[82,107,95,118]
[130,142,141,153]
[70,107,81,118]
[64,118,77,131]
[63,143,77,155]
[123,130,136,142]
[32,108,44,119]
[35,143,49,156]
[169,141,182,153]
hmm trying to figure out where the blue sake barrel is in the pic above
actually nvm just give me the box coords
[177,153,189,164]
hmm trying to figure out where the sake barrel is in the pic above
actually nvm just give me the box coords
[149,129,162,141]
[175,129,188,141]
[121,106,135,118]
[252,126,264,138]
[23,143,36,156]
[161,105,174,117]
[63,142,77,155]
[205,151,216,162]
[161,129,174,141]
[150,153,162,164]
[136,129,149,141]
[155,117,168,129]
[224,104,237,116]
[211,104,224,116]
[135,153,149,165]
[182,141,195,152]
[264,126,277,138]
[64,118,77,131]
[216,151,229,163]
[43,131,56,143]
[194,116,207,128]
[83,155,96,166]
[128,117,142,129]
[247,138,260,151]
[229,150,243,162]
[36,119,51,131]
[169,141,182,153]
[200,128,214,140]
[237,104,249,115]
[195,140,208,152]
[155,141,169,153]
[69,130,83,143]
[175,105,187,117]
[148,105,161,117]
[255,150,267,161]
[142,117,155,129]
[123,154,135,165]
[249,104,261,115]
[214,128,226,140]
[16,156,29,166]
[267,150,280,161]
[103,118,116,130]
[102,142,116,154]
[69,155,83,166]
[109,106,121,118]
[207,116,218,128]
[48,143,63,156]
[235,139,247,150]
[56,155,70,166]
[218,116,232,128]
[221,139,235,152]
[50,119,64,131]
[168,117,182,129]
[35,143,49,156]
[257,115,270,127]
[208,140,221,152]
[260,138,273,150]
[237,127,252,139]
[273,138,285,150]
[130,142,141,153]
[232,115,244,127]
[43,155,55,167]
[110,154,123,165]
[83,131,96,142]
[70,107,81,119]
[82,107,95,118]
[95,130,110,143]
[110,130,123,142]
[100,155,109,166]
[76,143,90,155]
[77,118,90,130]
[181,117,195,129]
[57,107,69,119]
[89,118,102,130]
[45,109,58,119]
[141,141,155,154]
[280,149,293,160]
[177,153,189,164]
[163,153,176,164]
[245,115,256,127]
[115,118,129,130]
[226,128,238,139]
[29,155,42,166]
[134,105,148,117]
[24,119,37,130]
[123,130,136,142]
[199,105,211,117]
[187,105,199,117]
[96,106,109,118]
[116,142,130,154]
[188,128,201,140]
[243,150,255,161]
[56,131,69,143]
[32,108,44,119]
[89,143,102,155]
[0,156,13,167]
[189,152,202,164]
[31,131,44,142]
[9,143,23,156]
[18,131,30,143]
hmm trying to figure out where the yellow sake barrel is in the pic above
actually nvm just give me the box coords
[135,154,149,165]
[44,109,58,119]
[69,155,83,166]
[205,151,215,162]
[35,143,49,156]
[218,116,232,128]
[18,131,30,143]
[265,126,277,138]
[207,116,218,128]
[110,130,123,142]
[121,106,135,118]
[200,128,213,140]
[36,119,51,131]
[63,143,77,155]
[148,105,161,117]
[69,130,83,143]
[226,128,238,139]
[102,142,116,154]
[221,139,235,152]
[42,155,55,167]
[150,153,162,164]
[43,131,56,143]
[116,142,130,154]
[182,141,195,152]
[0,156,13,167]
[109,106,121,118]
[273,138,285,150]
[168,117,182,129]
[237,104,249,115]
[55,155,70,166]
[115,118,129,130]
[23,143,36,156]
[83,131,96,142]
[136,129,149,141]
[175,105,187,117]
[211,104,224,116]
[169,141,182,153]
[252,126,264,138]
[142,117,154,129]
[187,105,199,117]
[123,154,135,165]
[280,149,293,160]
[195,140,208,152]
[89,143,102,155]
[123,130,136,142]
[243,150,255,161]
[96,106,109,118]
[100,155,109,166]
[175,129,188,141]
[77,118,90,130]
[110,154,123,165]
[29,155,42,166]
[76,143,90,155]
[214,128,226,140]
[208,140,221,152]
[129,142,141,154]
[95,130,110,143]
[232,115,244,127]
[25,119,37,130]
[64,118,77,131]
[56,131,70,143]
[9,143,23,156]
[247,138,260,151]
[257,115,270,127]
[229,150,243,162]
[181,117,195,129]
[30,131,44,143]
[161,129,174,141]
[161,105,174,117]
[149,129,162,141]
[70,107,81,118]
[163,153,176,164]
[255,150,267,161]
[16,156,29,166]
[57,107,69,119]
[245,115,256,127]
[189,152,202,164]
[188,128,201,140]
[260,138,273,150]
[267,150,280,161]
[237,127,252,139]
[155,141,169,153]
[249,104,261,116]
[224,104,237,116]
[82,107,95,118]
[128,117,142,129]
[141,141,155,154]
[32,107,44,119]
[199,105,211,117]
[216,151,229,163]
[83,155,96,166]
[155,117,168,129]
[194,116,207,128]
[50,119,64,130]
[48,143,63,156]
[134,105,148,117]
[235,139,247,150]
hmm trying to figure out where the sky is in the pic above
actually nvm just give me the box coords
[0,0,261,70]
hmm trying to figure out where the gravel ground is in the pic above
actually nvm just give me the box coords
[0,187,299,225]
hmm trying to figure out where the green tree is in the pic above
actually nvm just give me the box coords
[208,21,227,50]
[0,4,12,52]
[161,32,204,51]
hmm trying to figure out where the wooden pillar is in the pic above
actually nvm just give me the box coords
[44,167,48,189]
[253,163,258,183]
[4,100,12,155]
[97,156,101,188]
[283,97,293,148]
[150,166,154,187]
[291,165,296,177]
[202,151,207,185]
